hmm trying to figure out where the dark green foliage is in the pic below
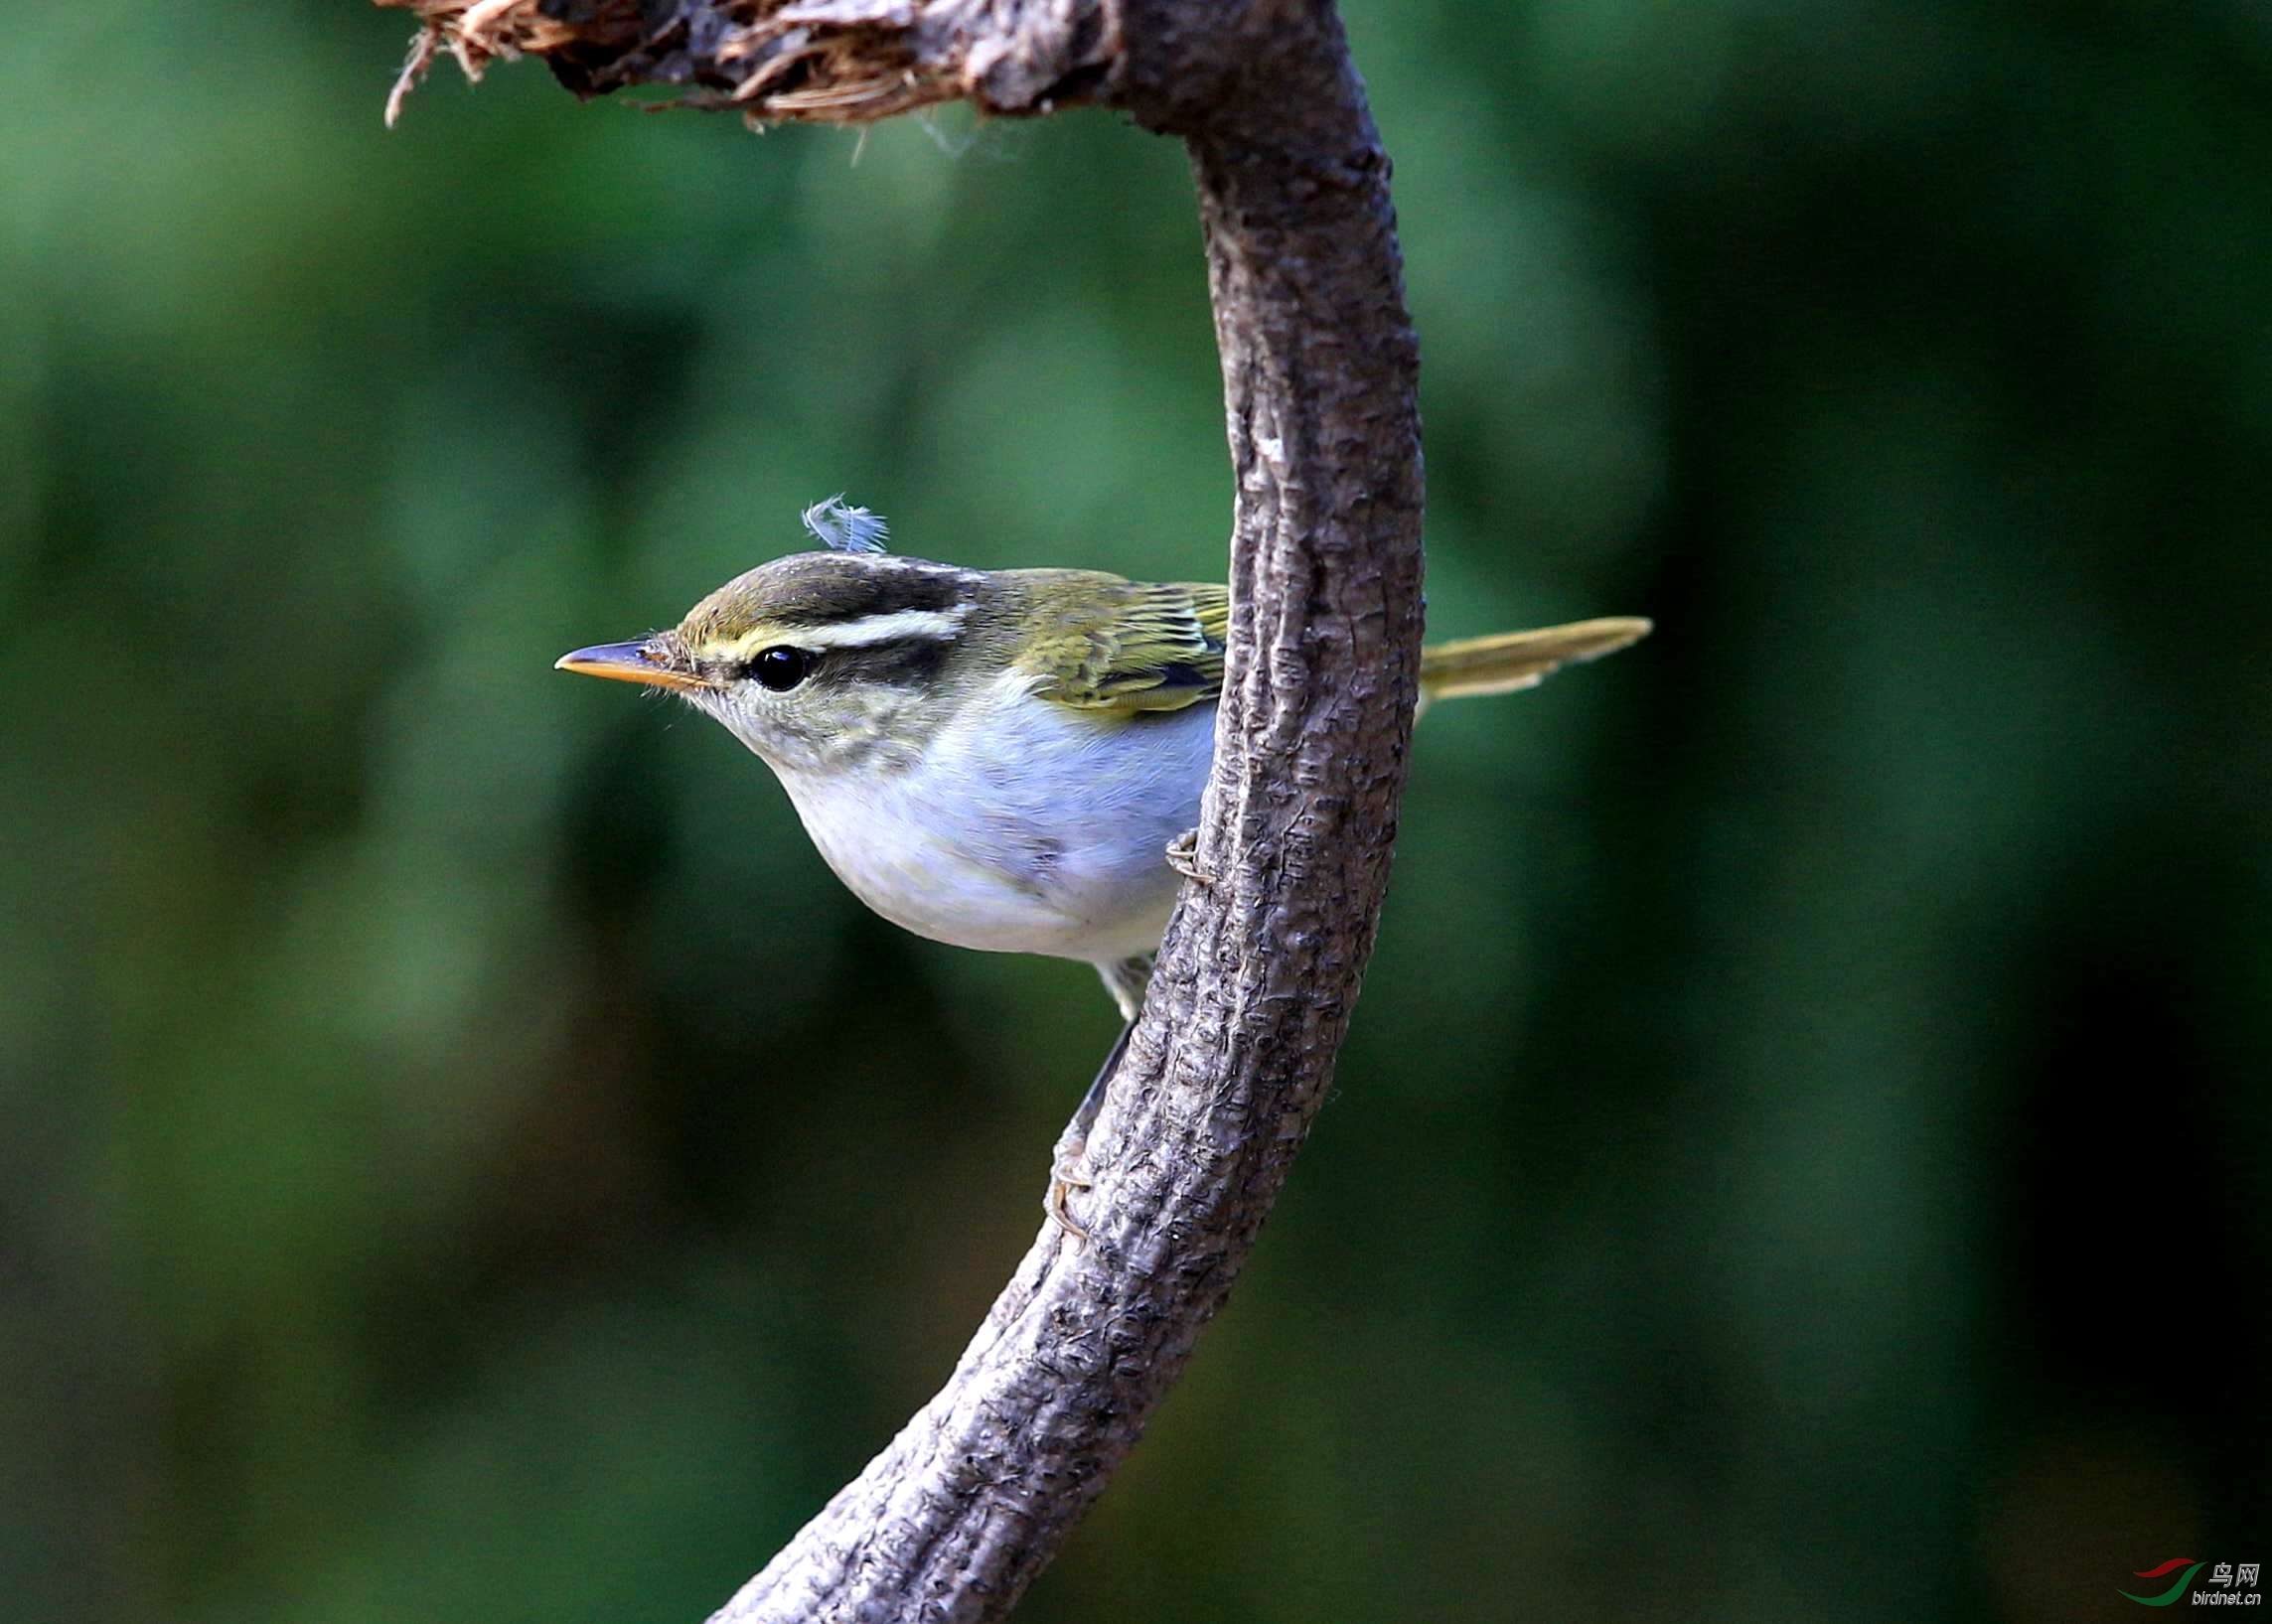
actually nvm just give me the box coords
[2,4,2265,1620]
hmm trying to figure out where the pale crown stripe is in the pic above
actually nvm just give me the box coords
[712,604,971,661]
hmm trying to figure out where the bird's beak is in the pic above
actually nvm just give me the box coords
[553,639,713,693]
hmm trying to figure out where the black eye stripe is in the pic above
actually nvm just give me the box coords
[733,635,952,694]
[852,636,949,689]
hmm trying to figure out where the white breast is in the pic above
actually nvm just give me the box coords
[773,676,1217,965]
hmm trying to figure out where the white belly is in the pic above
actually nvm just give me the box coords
[775,689,1217,964]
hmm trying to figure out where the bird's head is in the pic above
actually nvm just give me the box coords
[556,544,1001,777]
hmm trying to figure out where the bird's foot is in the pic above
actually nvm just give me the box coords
[1045,1140,1094,1244]
[1165,827,1215,885]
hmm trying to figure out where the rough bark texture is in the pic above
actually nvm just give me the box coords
[378,2,1424,1618]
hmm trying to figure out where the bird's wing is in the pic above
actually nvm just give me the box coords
[1012,574,1230,715]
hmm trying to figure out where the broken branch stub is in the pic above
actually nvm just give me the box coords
[379,0,1123,128]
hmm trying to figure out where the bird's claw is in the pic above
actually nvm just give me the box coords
[1045,1143,1094,1244]
[1165,828,1215,885]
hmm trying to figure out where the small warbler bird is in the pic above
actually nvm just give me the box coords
[561,500,1646,1233]
[558,501,1648,1025]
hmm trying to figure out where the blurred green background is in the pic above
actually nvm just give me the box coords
[5,3,2268,1620]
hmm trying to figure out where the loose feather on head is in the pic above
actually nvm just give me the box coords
[803,496,891,556]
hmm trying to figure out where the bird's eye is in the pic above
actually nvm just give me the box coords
[752,646,812,692]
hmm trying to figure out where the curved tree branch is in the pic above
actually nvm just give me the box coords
[379,2,1424,1616]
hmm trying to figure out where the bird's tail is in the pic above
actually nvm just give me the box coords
[1417,617,1651,716]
